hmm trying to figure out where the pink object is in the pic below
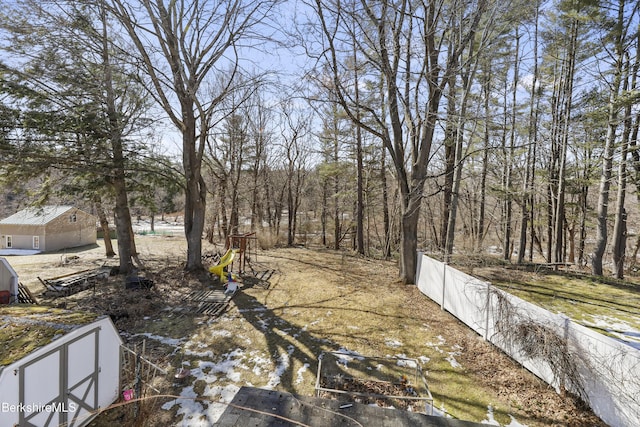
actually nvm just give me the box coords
[123,389,134,401]
[175,368,191,379]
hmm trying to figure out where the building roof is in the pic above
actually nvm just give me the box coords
[0,206,75,226]
[0,305,100,366]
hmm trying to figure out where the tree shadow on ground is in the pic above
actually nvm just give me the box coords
[235,282,397,391]
[234,274,445,414]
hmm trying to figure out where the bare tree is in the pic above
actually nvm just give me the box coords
[107,0,276,270]
[280,102,310,247]
[247,93,273,232]
[443,3,502,257]
[306,0,488,283]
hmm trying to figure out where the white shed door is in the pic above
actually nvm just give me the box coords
[19,328,100,427]
[65,329,99,426]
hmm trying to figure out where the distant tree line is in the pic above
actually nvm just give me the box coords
[0,0,639,283]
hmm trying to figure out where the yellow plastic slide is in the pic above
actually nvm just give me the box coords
[208,249,236,282]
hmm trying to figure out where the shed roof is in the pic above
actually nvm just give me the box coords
[0,205,75,226]
[0,305,100,366]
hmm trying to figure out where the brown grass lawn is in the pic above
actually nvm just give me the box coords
[4,235,606,426]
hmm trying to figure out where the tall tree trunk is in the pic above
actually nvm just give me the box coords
[287,164,295,246]
[500,32,517,262]
[578,141,592,266]
[518,4,540,264]
[628,43,640,267]
[547,59,562,263]
[528,121,539,263]
[442,79,457,250]
[503,29,520,262]
[250,173,259,232]
[292,169,304,246]
[381,147,391,258]
[445,38,479,256]
[181,107,207,271]
[554,18,578,264]
[349,30,365,255]
[230,163,241,237]
[219,176,229,240]
[94,194,115,258]
[612,53,635,278]
[399,190,422,281]
[629,110,640,266]
[354,99,365,254]
[333,126,340,250]
[321,177,328,247]
[250,109,267,232]
[101,6,134,274]
[264,167,275,233]
[378,75,392,259]
[477,62,491,253]
[593,0,627,276]
[275,183,285,239]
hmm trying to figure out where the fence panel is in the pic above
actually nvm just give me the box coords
[417,253,640,427]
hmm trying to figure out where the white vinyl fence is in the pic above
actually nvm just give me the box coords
[416,253,640,427]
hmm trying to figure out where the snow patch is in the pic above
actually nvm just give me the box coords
[482,405,500,425]
[206,384,242,424]
[394,354,418,369]
[426,336,447,353]
[505,415,528,427]
[481,405,528,427]
[134,332,185,347]
[161,386,207,426]
[333,348,364,368]
[446,353,462,369]
[185,349,214,358]
[265,345,295,389]
[385,339,403,348]
[446,345,463,369]
[584,315,640,349]
[296,363,310,384]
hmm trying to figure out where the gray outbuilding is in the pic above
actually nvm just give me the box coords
[0,206,97,252]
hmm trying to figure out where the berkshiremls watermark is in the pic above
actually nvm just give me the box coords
[2,402,78,414]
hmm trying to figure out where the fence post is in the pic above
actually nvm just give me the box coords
[134,352,141,417]
[484,281,491,341]
[561,315,569,396]
[133,340,145,417]
[440,261,447,311]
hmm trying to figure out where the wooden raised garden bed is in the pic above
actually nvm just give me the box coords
[315,351,434,415]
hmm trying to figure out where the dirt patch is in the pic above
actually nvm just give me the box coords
[5,236,606,426]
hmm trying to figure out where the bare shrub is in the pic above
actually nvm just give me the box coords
[257,232,281,249]
[489,288,589,404]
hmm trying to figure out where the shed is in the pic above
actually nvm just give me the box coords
[0,306,123,427]
[0,257,19,304]
[0,206,97,252]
